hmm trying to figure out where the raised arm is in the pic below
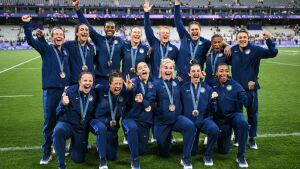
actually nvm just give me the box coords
[73,0,103,43]
[174,0,189,39]
[258,32,278,59]
[143,0,156,46]
[22,15,45,55]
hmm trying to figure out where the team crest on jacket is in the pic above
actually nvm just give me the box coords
[139,48,144,54]
[88,96,93,102]
[200,87,206,93]
[168,47,173,51]
[226,85,232,91]
[114,40,118,45]
[148,82,153,88]
[198,41,203,45]
[172,81,177,87]
[217,53,224,57]
[245,49,251,55]
[118,96,124,102]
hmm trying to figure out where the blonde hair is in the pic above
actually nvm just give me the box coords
[159,58,175,78]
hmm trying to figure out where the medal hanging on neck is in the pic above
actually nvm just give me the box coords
[52,45,65,78]
[163,81,175,112]
[108,91,119,127]
[130,47,138,73]
[106,39,116,67]
[78,90,91,125]
[140,81,151,112]
[189,39,200,65]
[190,83,202,117]
[78,41,88,71]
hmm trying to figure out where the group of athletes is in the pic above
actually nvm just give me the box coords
[21,0,278,168]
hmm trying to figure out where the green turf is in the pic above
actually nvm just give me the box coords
[0,48,299,169]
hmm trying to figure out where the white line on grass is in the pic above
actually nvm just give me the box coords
[0,56,40,74]
[0,132,300,152]
[0,95,33,98]
[0,68,40,70]
[264,61,300,67]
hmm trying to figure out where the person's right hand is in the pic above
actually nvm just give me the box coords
[248,81,255,90]
[21,15,31,22]
[143,0,153,12]
[35,28,44,38]
[211,92,218,99]
[62,92,70,106]
[175,0,181,5]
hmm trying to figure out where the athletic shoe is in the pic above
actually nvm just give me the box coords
[99,158,108,169]
[99,165,108,169]
[39,154,52,164]
[171,136,177,144]
[58,164,66,169]
[203,156,213,166]
[236,157,248,168]
[123,137,128,145]
[150,136,157,143]
[249,138,258,149]
[233,141,239,147]
[131,159,141,169]
[203,136,208,146]
[180,158,193,169]
[87,144,92,150]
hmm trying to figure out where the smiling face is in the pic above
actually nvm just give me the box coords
[211,36,223,53]
[136,62,150,82]
[110,77,123,96]
[104,22,116,38]
[158,27,170,45]
[76,24,89,44]
[79,73,93,94]
[130,27,142,44]
[236,31,249,49]
[216,64,229,85]
[188,23,201,41]
[160,60,175,80]
[51,28,65,47]
[188,64,201,84]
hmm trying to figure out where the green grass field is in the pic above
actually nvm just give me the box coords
[0,48,299,169]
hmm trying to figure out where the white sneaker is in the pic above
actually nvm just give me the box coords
[99,165,108,169]
[150,136,157,143]
[203,156,213,166]
[249,138,258,149]
[180,159,193,169]
[123,137,128,145]
[236,157,248,168]
[233,142,239,147]
[87,144,92,149]
[39,154,52,164]
[171,136,176,144]
[203,136,208,146]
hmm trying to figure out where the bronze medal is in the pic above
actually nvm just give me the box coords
[80,118,85,125]
[60,71,66,78]
[130,67,136,73]
[192,110,199,117]
[107,60,112,67]
[169,104,176,112]
[110,119,117,127]
[82,65,88,71]
[145,106,152,112]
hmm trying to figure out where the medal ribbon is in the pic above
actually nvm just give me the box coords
[78,90,91,120]
[189,39,200,61]
[163,81,174,105]
[140,82,146,95]
[108,91,119,120]
[78,41,88,67]
[210,51,219,75]
[160,43,170,59]
[131,48,138,68]
[52,45,64,72]
[105,39,116,63]
[190,83,202,111]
